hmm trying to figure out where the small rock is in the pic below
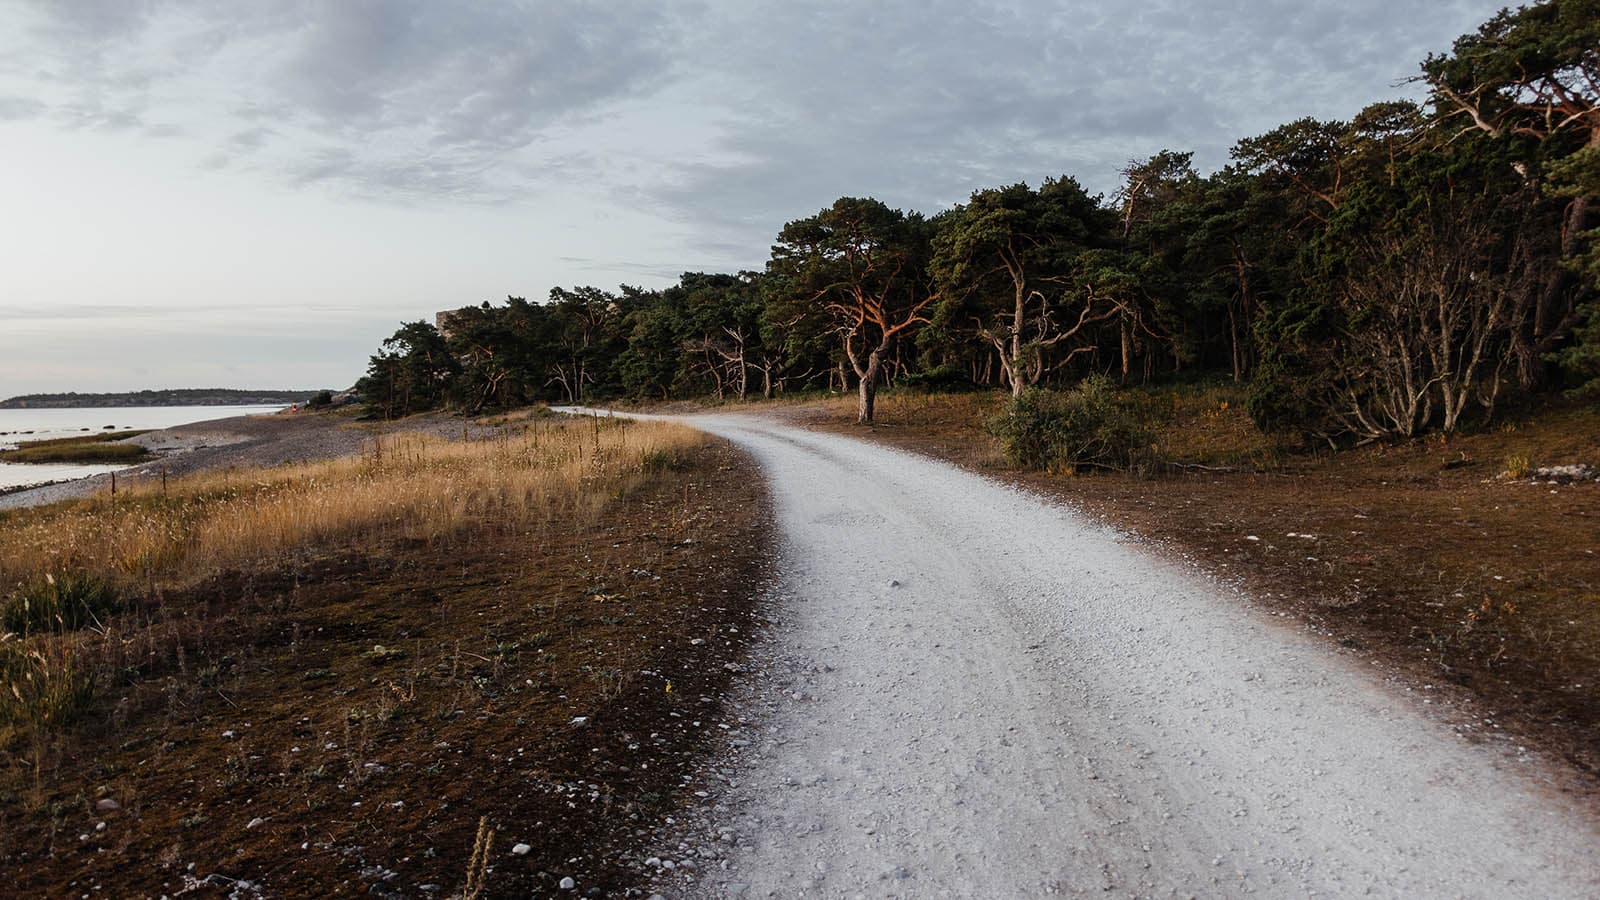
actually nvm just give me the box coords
[96,798,120,811]
[246,817,265,829]
[559,876,576,890]
[363,645,406,663]
[511,843,531,856]
[570,716,590,727]
[888,579,901,588]
[95,821,107,832]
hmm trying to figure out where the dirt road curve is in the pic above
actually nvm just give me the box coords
[600,412,1600,898]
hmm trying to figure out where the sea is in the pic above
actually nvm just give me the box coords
[0,405,286,491]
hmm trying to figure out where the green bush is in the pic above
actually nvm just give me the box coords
[3,573,124,634]
[990,377,1155,473]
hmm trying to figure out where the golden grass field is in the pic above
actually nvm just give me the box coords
[0,415,704,740]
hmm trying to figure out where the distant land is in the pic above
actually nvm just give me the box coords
[0,389,328,409]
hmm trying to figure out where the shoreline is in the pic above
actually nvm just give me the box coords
[0,411,369,511]
[0,408,520,511]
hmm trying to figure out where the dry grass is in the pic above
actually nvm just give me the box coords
[0,415,703,743]
[0,416,699,596]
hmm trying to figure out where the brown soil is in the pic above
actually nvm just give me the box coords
[0,440,771,898]
[796,390,1600,797]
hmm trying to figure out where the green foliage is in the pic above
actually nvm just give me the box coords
[3,573,124,634]
[929,178,1120,392]
[898,365,977,393]
[356,320,459,418]
[1549,145,1600,398]
[990,378,1155,472]
[1421,0,1599,146]
[308,390,334,409]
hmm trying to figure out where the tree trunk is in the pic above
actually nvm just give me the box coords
[1119,319,1132,384]
[857,350,882,423]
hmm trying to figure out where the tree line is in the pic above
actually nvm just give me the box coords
[358,0,1598,441]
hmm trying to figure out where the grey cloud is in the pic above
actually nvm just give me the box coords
[2,304,184,321]
[22,0,161,43]
[635,0,1501,266]
[10,1,689,201]
[556,257,692,280]
[4,0,1505,261]
[0,95,46,120]
[227,127,274,152]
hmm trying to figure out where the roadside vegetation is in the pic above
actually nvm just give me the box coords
[0,431,152,465]
[0,413,771,896]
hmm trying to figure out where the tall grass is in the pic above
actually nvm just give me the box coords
[0,416,702,739]
[0,417,700,593]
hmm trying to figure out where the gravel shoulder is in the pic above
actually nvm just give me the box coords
[612,411,1600,898]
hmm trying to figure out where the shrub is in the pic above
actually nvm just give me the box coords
[3,573,124,634]
[898,364,977,393]
[990,377,1155,473]
[308,390,335,409]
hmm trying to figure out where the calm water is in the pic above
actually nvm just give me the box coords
[0,405,285,490]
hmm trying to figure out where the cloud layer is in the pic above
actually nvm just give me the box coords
[6,0,1497,213]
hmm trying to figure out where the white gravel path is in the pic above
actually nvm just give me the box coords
[582,410,1600,898]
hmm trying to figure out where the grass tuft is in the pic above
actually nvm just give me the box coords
[2,573,123,635]
[0,637,95,737]
[1502,452,1531,480]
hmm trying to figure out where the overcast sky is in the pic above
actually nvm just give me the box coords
[0,0,1502,396]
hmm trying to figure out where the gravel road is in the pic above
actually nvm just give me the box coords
[607,411,1600,899]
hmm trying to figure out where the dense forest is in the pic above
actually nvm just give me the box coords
[357,0,1598,442]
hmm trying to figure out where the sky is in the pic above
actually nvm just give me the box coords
[0,0,1505,396]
